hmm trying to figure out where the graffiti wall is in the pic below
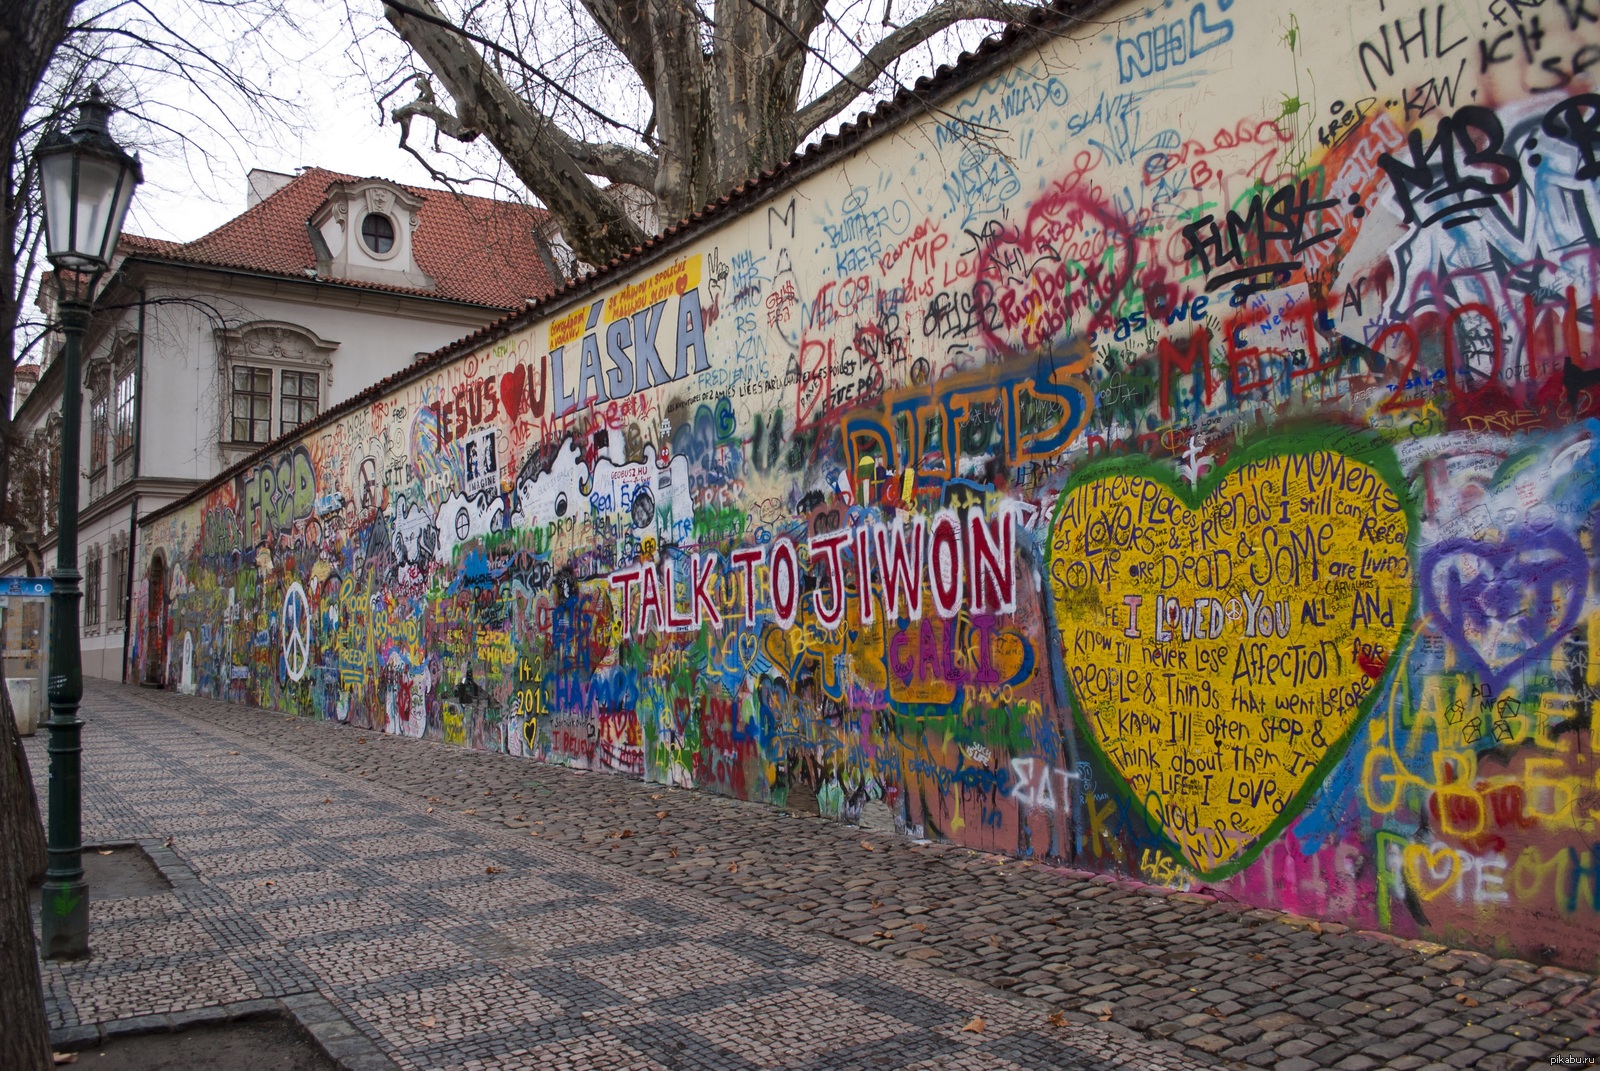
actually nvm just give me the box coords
[139,0,1600,967]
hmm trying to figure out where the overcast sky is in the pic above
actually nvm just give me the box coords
[118,4,439,244]
[98,0,1001,246]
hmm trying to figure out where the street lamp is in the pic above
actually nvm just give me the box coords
[34,84,141,960]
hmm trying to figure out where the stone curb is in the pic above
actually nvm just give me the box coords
[48,994,400,1071]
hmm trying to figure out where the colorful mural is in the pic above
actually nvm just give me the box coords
[137,0,1600,968]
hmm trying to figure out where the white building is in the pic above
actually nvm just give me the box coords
[7,167,563,681]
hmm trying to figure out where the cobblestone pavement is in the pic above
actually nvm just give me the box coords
[29,682,1212,1071]
[111,684,1600,1071]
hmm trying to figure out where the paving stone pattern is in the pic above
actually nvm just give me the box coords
[111,683,1600,1071]
[30,682,1213,1071]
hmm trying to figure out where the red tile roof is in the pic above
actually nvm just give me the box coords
[119,167,559,308]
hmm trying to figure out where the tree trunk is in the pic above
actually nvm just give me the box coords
[0,667,51,1071]
[704,0,820,204]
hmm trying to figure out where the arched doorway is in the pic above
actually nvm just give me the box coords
[143,552,167,686]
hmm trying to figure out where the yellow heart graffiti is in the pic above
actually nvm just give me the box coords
[1403,842,1462,901]
[1047,435,1414,878]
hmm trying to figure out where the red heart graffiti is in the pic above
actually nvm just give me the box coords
[499,365,527,424]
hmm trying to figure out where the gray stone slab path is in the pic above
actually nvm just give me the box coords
[28,682,1213,1071]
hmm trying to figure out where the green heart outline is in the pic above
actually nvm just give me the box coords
[1046,421,1418,880]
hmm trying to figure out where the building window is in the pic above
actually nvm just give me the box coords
[109,532,128,627]
[113,367,137,486]
[83,544,102,629]
[280,370,319,434]
[89,393,108,500]
[114,369,136,456]
[361,213,394,254]
[231,365,273,444]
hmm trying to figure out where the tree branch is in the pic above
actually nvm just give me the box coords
[392,72,657,190]
[390,73,481,143]
[793,0,1034,138]
[546,126,658,190]
[384,0,650,265]
[382,0,649,139]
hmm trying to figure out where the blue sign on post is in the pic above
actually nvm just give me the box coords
[0,577,52,597]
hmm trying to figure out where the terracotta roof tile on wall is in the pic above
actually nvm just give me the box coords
[119,166,558,308]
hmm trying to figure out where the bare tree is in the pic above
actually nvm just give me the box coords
[377,0,1044,267]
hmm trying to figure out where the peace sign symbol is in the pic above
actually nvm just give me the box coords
[282,581,312,682]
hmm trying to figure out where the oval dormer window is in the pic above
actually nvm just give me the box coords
[360,213,395,255]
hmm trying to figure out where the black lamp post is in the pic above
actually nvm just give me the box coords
[34,84,141,960]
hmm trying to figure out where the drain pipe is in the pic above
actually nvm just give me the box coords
[118,288,146,683]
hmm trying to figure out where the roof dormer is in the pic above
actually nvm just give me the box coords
[308,178,435,291]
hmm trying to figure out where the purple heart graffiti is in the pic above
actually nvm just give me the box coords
[1421,529,1588,696]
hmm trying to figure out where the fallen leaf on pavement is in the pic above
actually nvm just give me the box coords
[322,798,332,804]
[727,862,739,873]
[1097,1010,1113,1021]
[668,847,679,858]
[426,807,434,813]
[419,1016,436,1028]
[357,737,367,743]
[485,866,502,874]
[987,936,1001,947]
[651,793,663,800]
[870,899,883,909]
[861,841,874,851]
[427,797,441,803]
[51,1053,77,1065]
[961,1016,986,1034]
[1046,1011,1068,1027]
[1456,994,1479,1007]
[910,922,927,932]
[655,810,669,819]
[462,809,477,815]
[96,850,112,856]
[227,750,240,756]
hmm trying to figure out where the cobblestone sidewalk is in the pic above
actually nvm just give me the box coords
[114,682,1600,1071]
[29,681,1210,1071]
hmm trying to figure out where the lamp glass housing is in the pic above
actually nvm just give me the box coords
[37,90,142,274]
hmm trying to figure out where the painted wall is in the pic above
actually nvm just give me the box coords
[138,0,1600,968]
